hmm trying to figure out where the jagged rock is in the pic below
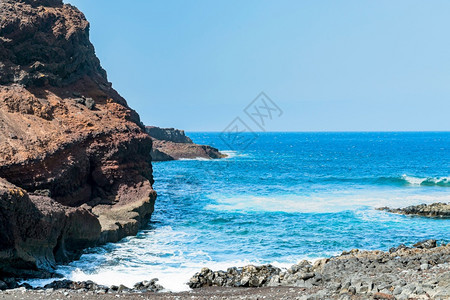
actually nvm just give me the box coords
[146,126,226,161]
[189,264,282,289]
[377,202,450,218]
[189,243,450,299]
[0,0,156,277]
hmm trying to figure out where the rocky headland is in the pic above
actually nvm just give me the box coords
[377,203,450,218]
[0,0,156,280]
[146,126,226,161]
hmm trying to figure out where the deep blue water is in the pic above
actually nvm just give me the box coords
[36,132,450,291]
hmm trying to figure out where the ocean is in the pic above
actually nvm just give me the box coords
[29,132,450,291]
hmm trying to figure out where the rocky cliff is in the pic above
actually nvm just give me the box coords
[146,126,225,161]
[146,126,193,144]
[0,0,156,277]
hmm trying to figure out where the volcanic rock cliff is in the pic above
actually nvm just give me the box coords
[0,0,156,277]
[146,126,226,161]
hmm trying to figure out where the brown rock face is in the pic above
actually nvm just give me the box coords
[0,0,156,276]
[0,0,105,86]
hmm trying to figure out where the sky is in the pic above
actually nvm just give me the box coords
[65,0,450,132]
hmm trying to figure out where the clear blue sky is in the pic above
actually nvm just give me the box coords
[66,0,450,131]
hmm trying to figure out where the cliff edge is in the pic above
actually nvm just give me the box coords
[0,0,156,277]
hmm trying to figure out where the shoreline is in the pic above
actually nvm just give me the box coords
[1,240,448,299]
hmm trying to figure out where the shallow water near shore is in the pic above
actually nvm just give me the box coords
[28,132,450,292]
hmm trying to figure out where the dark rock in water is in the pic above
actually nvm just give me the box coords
[146,126,226,161]
[413,239,437,249]
[0,0,156,278]
[377,202,450,218]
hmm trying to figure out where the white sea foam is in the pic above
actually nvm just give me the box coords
[22,223,322,292]
[205,191,450,214]
[221,150,238,158]
[221,150,249,159]
[401,174,450,186]
[178,157,211,161]
[24,256,316,292]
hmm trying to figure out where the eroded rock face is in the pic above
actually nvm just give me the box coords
[0,178,100,277]
[0,0,105,86]
[0,0,156,276]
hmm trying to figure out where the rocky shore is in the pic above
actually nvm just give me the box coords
[0,240,447,299]
[146,126,226,161]
[0,0,156,279]
[377,203,450,218]
[189,240,450,299]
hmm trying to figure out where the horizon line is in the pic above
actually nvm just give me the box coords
[182,130,450,133]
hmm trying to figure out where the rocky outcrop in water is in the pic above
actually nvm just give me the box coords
[189,240,450,299]
[146,126,226,161]
[377,202,450,218]
[0,0,156,277]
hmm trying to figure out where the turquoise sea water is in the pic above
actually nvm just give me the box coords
[34,132,450,291]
